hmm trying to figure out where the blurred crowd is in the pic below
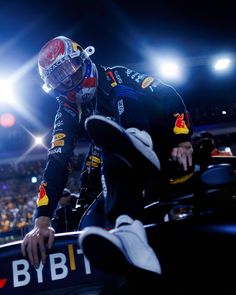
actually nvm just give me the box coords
[0,154,84,244]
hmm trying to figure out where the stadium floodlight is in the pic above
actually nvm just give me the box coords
[31,176,38,183]
[149,52,185,83]
[0,79,16,104]
[160,61,179,78]
[15,131,48,164]
[157,58,185,83]
[211,53,234,75]
[214,58,231,71]
[34,136,44,145]
[144,46,189,84]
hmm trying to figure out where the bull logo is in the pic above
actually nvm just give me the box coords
[37,183,49,207]
[39,39,65,68]
[173,113,189,135]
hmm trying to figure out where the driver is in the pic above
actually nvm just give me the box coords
[21,36,193,274]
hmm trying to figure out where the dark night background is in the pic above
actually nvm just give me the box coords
[0,0,235,154]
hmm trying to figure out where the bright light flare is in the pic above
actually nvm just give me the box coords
[146,47,185,83]
[15,128,49,164]
[214,58,231,71]
[0,79,16,104]
[31,176,38,183]
[160,62,180,78]
[157,58,184,83]
[0,113,16,127]
[211,54,234,74]
[34,136,44,145]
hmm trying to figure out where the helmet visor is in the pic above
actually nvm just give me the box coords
[44,56,85,91]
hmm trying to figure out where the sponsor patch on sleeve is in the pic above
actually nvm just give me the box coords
[141,76,154,88]
[86,155,101,168]
[51,140,65,148]
[37,183,49,207]
[173,113,189,135]
[53,133,66,141]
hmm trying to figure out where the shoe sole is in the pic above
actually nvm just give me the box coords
[82,233,163,293]
[82,233,161,277]
[85,115,160,173]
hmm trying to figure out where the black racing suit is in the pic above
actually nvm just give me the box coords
[35,65,193,223]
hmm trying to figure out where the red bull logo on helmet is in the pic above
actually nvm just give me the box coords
[39,38,65,69]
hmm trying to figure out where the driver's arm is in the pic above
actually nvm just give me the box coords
[21,102,80,267]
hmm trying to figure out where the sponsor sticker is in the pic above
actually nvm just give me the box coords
[52,133,66,141]
[86,155,101,168]
[141,76,154,88]
[49,147,62,155]
[51,140,65,148]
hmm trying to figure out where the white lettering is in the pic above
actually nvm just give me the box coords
[101,174,107,199]
[50,253,68,281]
[12,259,30,287]
[45,55,70,76]
[35,261,44,283]
[126,69,133,76]
[117,99,124,115]
[135,74,146,83]
[114,70,123,84]
[77,249,91,275]
[12,249,93,288]
[49,147,62,155]
[131,72,139,79]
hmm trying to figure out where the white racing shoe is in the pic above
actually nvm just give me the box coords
[84,115,161,173]
[79,214,162,275]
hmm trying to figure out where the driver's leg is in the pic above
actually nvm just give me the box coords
[101,151,145,225]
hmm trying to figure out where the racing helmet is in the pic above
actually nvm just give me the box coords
[38,36,98,103]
